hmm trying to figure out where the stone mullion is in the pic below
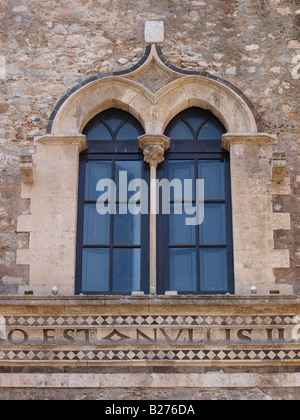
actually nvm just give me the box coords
[138,134,170,295]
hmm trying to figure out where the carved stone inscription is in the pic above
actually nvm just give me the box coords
[2,326,297,346]
[1,314,299,364]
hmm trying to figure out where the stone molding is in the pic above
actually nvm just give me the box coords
[222,133,277,151]
[35,135,87,153]
[1,373,300,389]
[0,297,299,368]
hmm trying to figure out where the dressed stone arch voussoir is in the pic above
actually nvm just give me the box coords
[49,46,259,138]
[52,77,153,136]
[16,44,292,297]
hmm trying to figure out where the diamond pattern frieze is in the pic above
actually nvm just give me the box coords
[0,348,298,363]
[5,314,298,328]
[1,311,299,366]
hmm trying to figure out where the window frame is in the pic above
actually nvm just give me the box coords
[156,108,235,295]
[75,107,235,296]
[75,109,150,296]
[76,151,150,296]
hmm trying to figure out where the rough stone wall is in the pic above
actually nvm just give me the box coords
[1,387,300,401]
[0,0,299,294]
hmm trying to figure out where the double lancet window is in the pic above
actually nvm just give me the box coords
[76,107,234,295]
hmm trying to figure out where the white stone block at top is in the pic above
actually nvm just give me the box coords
[144,21,165,43]
[0,56,6,79]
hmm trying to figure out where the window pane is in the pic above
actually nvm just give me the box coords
[82,249,110,292]
[169,121,194,140]
[198,121,224,140]
[116,121,143,140]
[115,161,142,200]
[85,161,112,201]
[184,114,207,134]
[168,160,195,201]
[169,204,195,245]
[199,248,228,292]
[198,160,225,200]
[169,248,196,291]
[113,248,141,292]
[102,115,124,133]
[115,161,142,180]
[114,207,141,245]
[86,121,112,141]
[83,204,110,245]
[200,203,226,245]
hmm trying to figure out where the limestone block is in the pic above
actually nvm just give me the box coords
[0,372,300,390]
[233,227,274,251]
[20,154,35,185]
[18,284,74,296]
[267,178,291,196]
[182,81,253,133]
[270,151,287,183]
[0,56,5,79]
[29,231,75,250]
[232,195,272,215]
[234,267,293,295]
[21,184,32,200]
[127,92,153,120]
[17,215,32,233]
[121,88,138,106]
[144,21,165,44]
[29,262,75,288]
[271,213,291,231]
[158,86,189,120]
[268,250,290,269]
[16,249,31,265]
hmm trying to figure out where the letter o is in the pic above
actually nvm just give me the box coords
[8,329,29,345]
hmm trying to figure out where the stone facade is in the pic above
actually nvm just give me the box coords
[0,0,300,400]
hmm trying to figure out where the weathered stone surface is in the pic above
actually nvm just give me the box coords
[0,0,299,294]
[1,386,300,400]
[144,21,165,44]
[0,0,299,397]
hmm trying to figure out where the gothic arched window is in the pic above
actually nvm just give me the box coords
[157,107,234,294]
[76,107,234,295]
[76,108,149,295]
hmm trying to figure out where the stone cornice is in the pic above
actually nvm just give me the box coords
[0,295,298,308]
[222,133,277,151]
[35,135,87,152]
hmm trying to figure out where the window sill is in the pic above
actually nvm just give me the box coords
[0,294,298,307]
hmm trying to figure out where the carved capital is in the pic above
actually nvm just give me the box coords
[143,145,165,167]
[138,134,170,167]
